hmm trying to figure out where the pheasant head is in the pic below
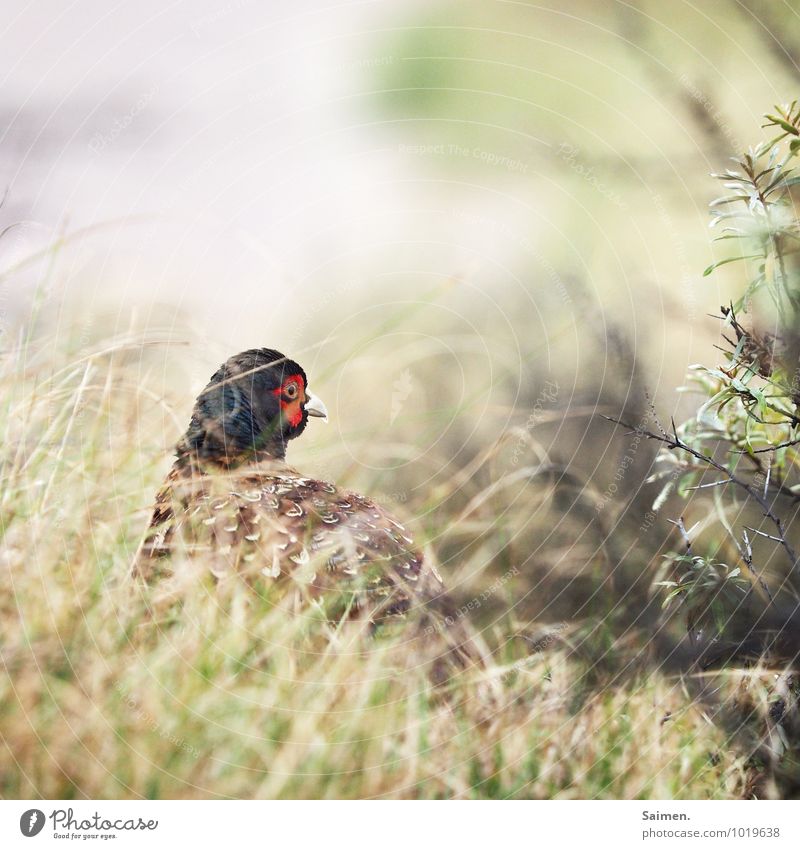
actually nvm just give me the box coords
[176,348,328,467]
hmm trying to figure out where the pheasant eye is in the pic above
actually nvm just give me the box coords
[284,381,299,399]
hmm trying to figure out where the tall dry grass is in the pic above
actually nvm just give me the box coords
[0,312,756,800]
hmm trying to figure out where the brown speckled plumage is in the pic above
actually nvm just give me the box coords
[135,348,482,672]
[138,457,447,626]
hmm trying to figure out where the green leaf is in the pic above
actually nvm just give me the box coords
[765,115,800,136]
[703,255,762,276]
[709,195,750,207]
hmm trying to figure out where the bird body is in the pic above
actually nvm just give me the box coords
[139,455,445,629]
[135,348,483,675]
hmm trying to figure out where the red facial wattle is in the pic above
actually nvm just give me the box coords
[271,374,306,428]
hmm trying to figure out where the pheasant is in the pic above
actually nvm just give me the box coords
[135,348,483,676]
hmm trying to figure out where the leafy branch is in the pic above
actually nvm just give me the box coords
[602,413,799,574]
[706,101,800,317]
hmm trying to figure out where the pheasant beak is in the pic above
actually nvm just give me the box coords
[304,391,329,422]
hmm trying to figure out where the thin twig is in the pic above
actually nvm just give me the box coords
[684,479,732,491]
[669,516,694,554]
[667,516,697,645]
[737,437,800,454]
[602,414,800,573]
[744,526,784,544]
[740,528,776,604]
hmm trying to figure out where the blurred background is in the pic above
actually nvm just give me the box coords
[1,0,799,623]
[5,0,800,801]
